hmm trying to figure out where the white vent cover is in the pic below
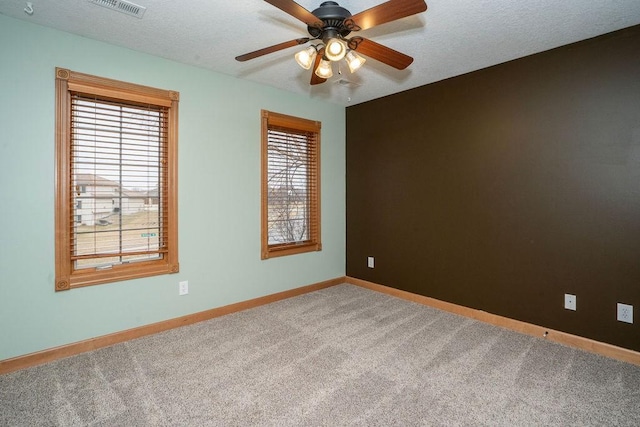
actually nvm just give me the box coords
[88,0,146,18]
[335,78,361,88]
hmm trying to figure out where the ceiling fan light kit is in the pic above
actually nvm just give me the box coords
[236,0,428,85]
[345,50,366,73]
[324,38,347,61]
[295,45,318,69]
[315,57,334,79]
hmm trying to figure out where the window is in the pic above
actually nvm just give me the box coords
[55,68,179,290]
[261,110,321,259]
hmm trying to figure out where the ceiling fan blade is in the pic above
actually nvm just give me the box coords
[235,38,309,62]
[264,0,324,28]
[350,37,413,70]
[346,0,427,31]
[310,47,327,85]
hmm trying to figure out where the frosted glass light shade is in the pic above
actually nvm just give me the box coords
[294,46,317,70]
[345,50,366,73]
[325,38,346,61]
[315,58,333,79]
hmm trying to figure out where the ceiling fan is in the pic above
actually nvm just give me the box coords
[235,0,428,85]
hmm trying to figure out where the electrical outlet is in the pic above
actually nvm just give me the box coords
[564,294,576,311]
[179,280,189,296]
[367,256,374,268]
[617,303,633,324]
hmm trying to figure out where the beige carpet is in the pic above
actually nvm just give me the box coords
[1,284,639,426]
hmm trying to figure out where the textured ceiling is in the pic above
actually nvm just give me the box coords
[2,0,640,106]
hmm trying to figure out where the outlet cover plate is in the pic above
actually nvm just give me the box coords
[617,303,633,323]
[179,280,189,296]
[564,294,576,311]
[367,256,374,268]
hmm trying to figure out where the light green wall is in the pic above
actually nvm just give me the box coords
[0,15,345,361]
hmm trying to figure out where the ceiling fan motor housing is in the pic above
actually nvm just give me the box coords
[309,1,352,40]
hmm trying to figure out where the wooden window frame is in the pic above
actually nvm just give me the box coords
[55,68,179,291]
[261,110,321,259]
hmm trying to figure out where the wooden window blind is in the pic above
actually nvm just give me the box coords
[261,110,321,259]
[55,68,179,290]
[70,94,168,269]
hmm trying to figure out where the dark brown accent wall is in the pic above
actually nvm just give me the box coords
[346,25,640,351]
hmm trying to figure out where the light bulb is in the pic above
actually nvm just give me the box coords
[345,50,366,73]
[294,46,317,70]
[315,58,333,79]
[324,38,346,61]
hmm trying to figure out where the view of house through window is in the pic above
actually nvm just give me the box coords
[261,110,321,259]
[55,68,179,290]
[72,96,165,270]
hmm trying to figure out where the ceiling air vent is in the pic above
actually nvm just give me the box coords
[335,79,361,88]
[88,0,147,19]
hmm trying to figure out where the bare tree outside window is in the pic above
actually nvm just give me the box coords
[261,110,321,259]
[267,130,311,244]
